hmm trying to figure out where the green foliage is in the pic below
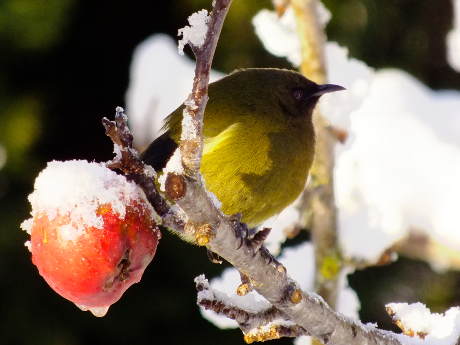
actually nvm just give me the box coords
[0,97,41,172]
[0,0,74,51]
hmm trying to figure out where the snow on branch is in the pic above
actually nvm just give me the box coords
[195,274,307,342]
[102,108,184,231]
[177,0,231,174]
[386,303,460,344]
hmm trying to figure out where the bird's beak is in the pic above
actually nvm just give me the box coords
[313,83,346,97]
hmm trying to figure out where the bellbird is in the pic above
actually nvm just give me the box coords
[141,68,344,230]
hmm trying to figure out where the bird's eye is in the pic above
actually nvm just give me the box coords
[292,88,304,101]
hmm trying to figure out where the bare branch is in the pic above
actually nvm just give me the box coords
[290,0,342,309]
[206,211,403,345]
[291,0,326,84]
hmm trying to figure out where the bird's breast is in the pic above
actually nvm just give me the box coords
[200,122,314,227]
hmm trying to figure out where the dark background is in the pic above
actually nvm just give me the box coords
[1,1,460,344]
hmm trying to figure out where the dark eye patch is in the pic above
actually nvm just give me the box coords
[292,88,304,101]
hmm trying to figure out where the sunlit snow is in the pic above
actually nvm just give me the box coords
[22,160,150,235]
[177,9,210,55]
[387,303,460,345]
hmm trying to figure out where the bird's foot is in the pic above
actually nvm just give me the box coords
[229,213,249,249]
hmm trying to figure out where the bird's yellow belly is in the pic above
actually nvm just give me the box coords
[200,129,312,227]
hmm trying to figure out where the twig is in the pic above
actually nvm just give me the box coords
[102,108,184,230]
[196,275,312,343]
[196,275,292,333]
[291,0,326,84]
[290,0,342,309]
[157,0,233,244]
[179,0,232,174]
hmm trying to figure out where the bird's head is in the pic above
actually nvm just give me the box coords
[223,68,345,121]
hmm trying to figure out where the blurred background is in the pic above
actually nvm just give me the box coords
[1,1,460,344]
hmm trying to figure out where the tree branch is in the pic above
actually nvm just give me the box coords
[289,0,342,310]
[101,1,405,344]
[196,275,297,335]
[103,109,404,345]
[102,108,184,231]
[179,0,232,174]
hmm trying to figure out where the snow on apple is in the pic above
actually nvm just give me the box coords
[21,160,161,317]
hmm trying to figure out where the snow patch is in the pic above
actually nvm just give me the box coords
[23,160,150,240]
[261,199,301,255]
[252,8,301,67]
[336,70,460,264]
[20,218,33,235]
[159,149,184,192]
[180,108,198,141]
[387,303,460,345]
[252,4,330,68]
[178,9,210,55]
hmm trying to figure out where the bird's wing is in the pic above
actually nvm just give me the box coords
[140,131,178,171]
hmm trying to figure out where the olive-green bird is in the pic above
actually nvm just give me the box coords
[141,68,344,231]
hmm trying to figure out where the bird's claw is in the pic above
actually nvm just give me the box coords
[229,213,249,249]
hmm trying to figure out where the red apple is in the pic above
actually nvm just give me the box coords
[22,160,160,316]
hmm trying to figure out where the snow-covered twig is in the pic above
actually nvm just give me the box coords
[178,0,232,173]
[159,0,233,245]
[102,108,185,231]
[195,275,305,339]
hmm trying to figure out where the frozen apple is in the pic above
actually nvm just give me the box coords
[21,160,160,317]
